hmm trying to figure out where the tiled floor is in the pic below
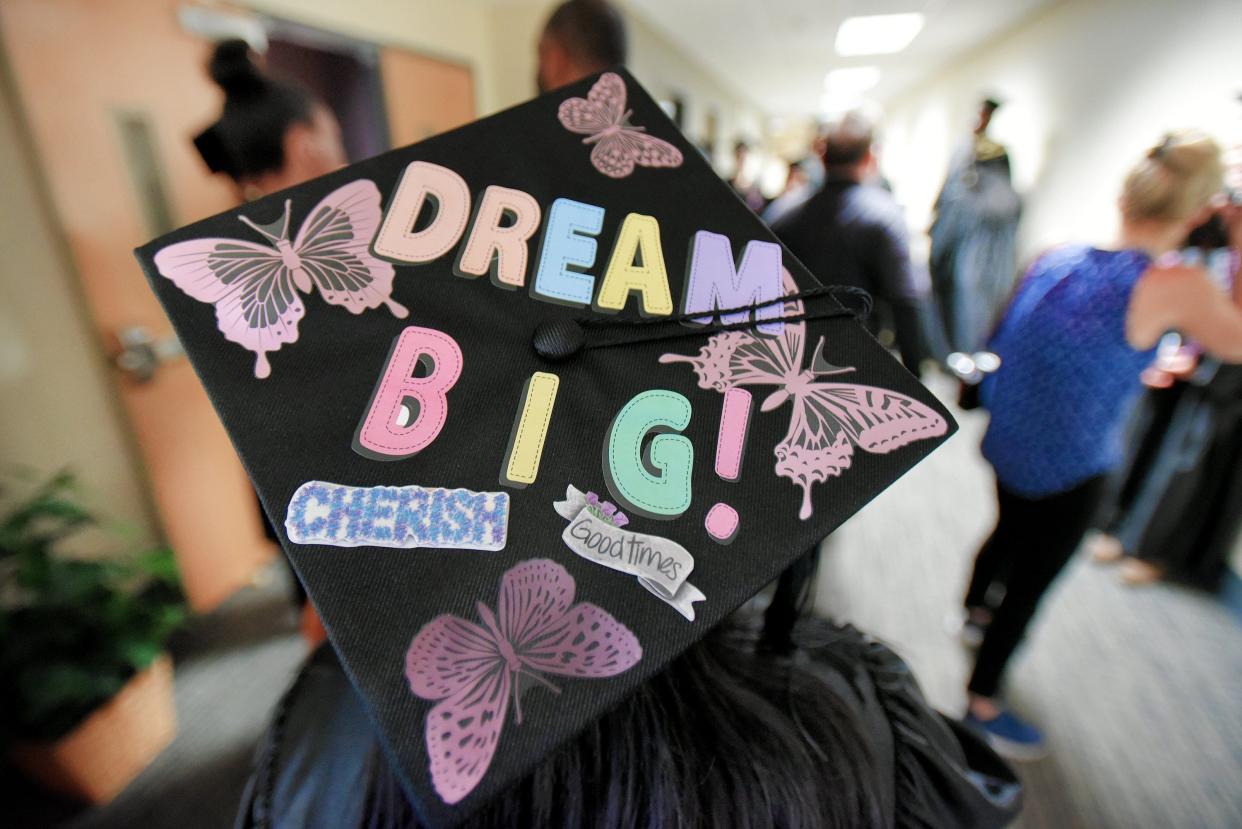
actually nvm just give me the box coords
[816,378,1242,828]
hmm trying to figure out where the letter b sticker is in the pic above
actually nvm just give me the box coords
[354,326,463,461]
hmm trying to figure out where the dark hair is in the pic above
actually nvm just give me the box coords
[193,39,316,182]
[364,616,884,829]
[820,111,874,169]
[543,0,628,69]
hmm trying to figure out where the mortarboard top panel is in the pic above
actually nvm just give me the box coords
[136,68,955,827]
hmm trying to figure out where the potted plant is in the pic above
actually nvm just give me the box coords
[0,471,187,803]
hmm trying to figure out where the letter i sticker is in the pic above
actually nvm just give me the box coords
[500,372,559,488]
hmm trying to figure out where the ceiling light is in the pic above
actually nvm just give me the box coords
[835,13,924,56]
[823,66,881,94]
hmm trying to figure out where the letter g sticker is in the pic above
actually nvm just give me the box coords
[604,390,693,520]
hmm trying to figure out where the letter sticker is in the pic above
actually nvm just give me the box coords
[354,326,463,460]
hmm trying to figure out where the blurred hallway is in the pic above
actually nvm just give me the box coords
[2,1,1241,826]
[818,376,1242,829]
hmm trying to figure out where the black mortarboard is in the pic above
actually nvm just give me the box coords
[135,68,955,827]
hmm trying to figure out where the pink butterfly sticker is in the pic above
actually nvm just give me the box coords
[153,179,408,378]
[659,277,948,520]
[405,558,641,804]
[558,72,683,178]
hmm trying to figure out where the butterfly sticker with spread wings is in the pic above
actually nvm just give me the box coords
[153,179,407,379]
[405,558,642,804]
[659,295,948,520]
[558,72,683,178]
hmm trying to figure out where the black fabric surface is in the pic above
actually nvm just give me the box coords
[1103,361,1242,588]
[135,68,955,827]
[239,629,1021,829]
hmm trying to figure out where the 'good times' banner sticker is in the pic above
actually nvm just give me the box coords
[554,485,705,620]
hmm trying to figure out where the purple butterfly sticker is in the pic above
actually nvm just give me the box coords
[153,179,408,378]
[405,558,642,804]
[557,72,683,178]
[660,273,948,520]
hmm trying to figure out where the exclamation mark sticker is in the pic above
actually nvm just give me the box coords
[705,387,752,545]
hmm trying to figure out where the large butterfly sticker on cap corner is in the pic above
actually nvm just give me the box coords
[153,179,408,379]
[659,284,948,520]
[558,71,683,179]
[406,558,641,805]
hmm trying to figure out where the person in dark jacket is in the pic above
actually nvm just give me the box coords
[928,97,1022,354]
[237,613,1021,829]
[772,111,932,375]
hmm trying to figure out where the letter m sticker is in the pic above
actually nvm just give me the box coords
[682,231,784,335]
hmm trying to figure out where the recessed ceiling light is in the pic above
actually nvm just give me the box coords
[835,13,924,56]
[823,66,882,94]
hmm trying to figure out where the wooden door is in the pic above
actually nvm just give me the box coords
[0,0,276,610]
[380,47,476,148]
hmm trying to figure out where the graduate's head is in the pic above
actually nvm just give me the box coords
[537,0,627,93]
[819,111,877,181]
[1121,131,1223,232]
[194,39,345,200]
[364,616,885,829]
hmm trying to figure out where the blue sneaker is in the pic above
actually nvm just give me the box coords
[964,707,1047,761]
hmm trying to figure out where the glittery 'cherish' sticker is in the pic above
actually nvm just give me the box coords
[285,481,509,551]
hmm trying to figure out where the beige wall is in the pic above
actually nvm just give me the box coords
[244,0,766,170]
[239,0,501,113]
[0,66,158,546]
[622,4,767,172]
[880,0,1242,264]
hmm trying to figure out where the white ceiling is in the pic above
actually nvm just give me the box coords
[621,0,1058,116]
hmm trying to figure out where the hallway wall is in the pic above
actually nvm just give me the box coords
[880,0,1242,265]
[0,65,159,546]
[246,0,765,168]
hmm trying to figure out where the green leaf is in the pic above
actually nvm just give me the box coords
[0,470,187,741]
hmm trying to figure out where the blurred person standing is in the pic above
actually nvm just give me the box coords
[191,39,347,634]
[772,111,932,374]
[729,140,768,213]
[959,132,1242,759]
[761,155,821,225]
[1090,210,1242,590]
[193,39,346,201]
[929,97,1022,354]
[536,0,626,93]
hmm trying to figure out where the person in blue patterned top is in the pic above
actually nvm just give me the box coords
[958,131,1242,759]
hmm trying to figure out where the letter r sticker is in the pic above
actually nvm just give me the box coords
[354,326,463,460]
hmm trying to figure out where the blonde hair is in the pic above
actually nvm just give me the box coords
[1121,130,1223,222]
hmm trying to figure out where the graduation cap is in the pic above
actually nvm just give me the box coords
[136,68,955,826]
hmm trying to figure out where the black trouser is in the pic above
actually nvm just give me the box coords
[965,476,1106,697]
